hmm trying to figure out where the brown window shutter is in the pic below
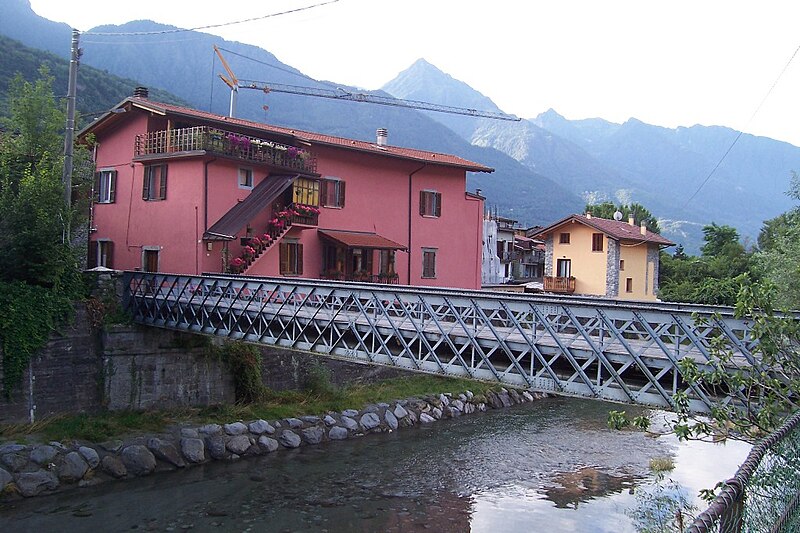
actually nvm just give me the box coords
[88,241,98,268]
[279,242,289,274]
[142,168,151,200]
[297,243,304,275]
[106,241,114,269]
[419,190,426,215]
[435,192,442,217]
[320,179,328,207]
[159,165,167,200]
[109,170,117,203]
[338,181,345,208]
[93,172,101,202]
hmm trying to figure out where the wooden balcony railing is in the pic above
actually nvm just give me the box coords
[134,126,317,174]
[543,276,576,293]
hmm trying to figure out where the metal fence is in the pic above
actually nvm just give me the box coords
[689,410,800,532]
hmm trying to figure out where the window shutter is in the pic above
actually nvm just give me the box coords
[93,172,101,202]
[435,192,442,217]
[320,179,328,207]
[105,241,115,269]
[142,169,151,200]
[109,170,117,203]
[159,166,168,200]
[88,241,98,268]
[297,243,304,275]
[279,242,289,274]
[338,181,345,208]
[419,190,426,215]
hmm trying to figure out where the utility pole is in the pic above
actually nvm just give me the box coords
[62,28,81,242]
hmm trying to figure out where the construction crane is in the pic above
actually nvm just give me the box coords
[213,46,520,122]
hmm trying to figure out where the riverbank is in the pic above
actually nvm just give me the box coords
[0,384,544,500]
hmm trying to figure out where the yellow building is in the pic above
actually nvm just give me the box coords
[532,213,674,301]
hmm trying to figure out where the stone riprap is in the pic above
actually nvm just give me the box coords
[0,388,546,500]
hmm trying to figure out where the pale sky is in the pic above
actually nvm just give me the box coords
[29,0,800,147]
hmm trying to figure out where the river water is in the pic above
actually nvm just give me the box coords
[1,397,750,532]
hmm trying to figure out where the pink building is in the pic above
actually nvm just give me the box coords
[80,91,493,289]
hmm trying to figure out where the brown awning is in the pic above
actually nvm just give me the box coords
[318,229,407,251]
[204,174,295,240]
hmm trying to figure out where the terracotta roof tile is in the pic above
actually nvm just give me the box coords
[533,214,675,246]
[113,98,494,173]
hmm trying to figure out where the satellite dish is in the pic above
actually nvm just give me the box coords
[613,210,623,221]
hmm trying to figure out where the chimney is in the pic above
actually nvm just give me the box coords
[585,212,592,219]
[133,86,149,99]
[628,214,635,226]
[376,128,388,147]
[640,220,647,235]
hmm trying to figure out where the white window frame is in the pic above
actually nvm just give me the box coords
[238,167,254,190]
[96,169,116,204]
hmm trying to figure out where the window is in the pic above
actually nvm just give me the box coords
[559,232,570,244]
[321,178,346,208]
[619,259,625,271]
[280,241,303,275]
[379,250,396,275]
[143,248,159,272]
[238,168,253,189]
[420,190,442,218]
[592,233,604,252]
[88,240,114,268]
[292,178,319,206]
[557,258,572,278]
[626,277,633,293]
[142,164,167,201]
[94,169,117,203]
[422,248,437,278]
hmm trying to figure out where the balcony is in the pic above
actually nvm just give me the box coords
[320,271,400,284]
[134,126,317,174]
[544,276,576,294]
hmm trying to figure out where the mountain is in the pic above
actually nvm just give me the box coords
[0,34,185,120]
[384,62,800,252]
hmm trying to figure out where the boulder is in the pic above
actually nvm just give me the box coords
[180,428,200,439]
[223,422,248,436]
[431,407,443,420]
[0,467,12,491]
[419,412,436,424]
[359,412,381,431]
[78,446,100,469]
[205,436,227,460]
[393,404,409,419]
[248,420,274,435]
[285,418,304,429]
[257,436,279,453]
[58,452,88,482]
[300,415,320,424]
[384,410,399,430]
[522,391,534,402]
[226,435,252,455]
[341,409,359,418]
[301,427,325,445]
[198,424,222,436]
[147,438,186,468]
[100,455,127,478]
[328,426,348,440]
[323,415,337,426]
[121,445,156,476]
[278,430,301,449]
[30,445,58,466]
[1,451,27,472]
[340,416,359,431]
[181,438,206,464]
[15,470,58,497]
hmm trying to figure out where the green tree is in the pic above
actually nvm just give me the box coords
[585,201,661,233]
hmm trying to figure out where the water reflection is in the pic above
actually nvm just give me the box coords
[1,397,750,533]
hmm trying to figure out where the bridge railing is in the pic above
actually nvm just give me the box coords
[688,410,800,533]
[122,271,763,413]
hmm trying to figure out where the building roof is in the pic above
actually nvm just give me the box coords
[81,97,494,174]
[532,214,675,246]
[318,229,407,250]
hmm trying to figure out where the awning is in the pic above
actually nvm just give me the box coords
[318,229,407,251]
[204,174,295,240]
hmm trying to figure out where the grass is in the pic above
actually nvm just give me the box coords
[649,456,676,473]
[0,375,499,444]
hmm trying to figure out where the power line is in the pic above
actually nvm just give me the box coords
[84,0,339,36]
[683,42,800,208]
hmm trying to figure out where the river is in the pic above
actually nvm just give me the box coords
[1,397,750,532]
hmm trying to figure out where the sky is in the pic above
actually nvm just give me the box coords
[28,0,800,147]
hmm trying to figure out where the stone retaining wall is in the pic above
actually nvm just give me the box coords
[0,388,544,499]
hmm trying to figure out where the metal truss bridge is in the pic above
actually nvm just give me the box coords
[123,272,763,414]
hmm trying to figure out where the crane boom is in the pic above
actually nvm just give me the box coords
[239,79,520,121]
